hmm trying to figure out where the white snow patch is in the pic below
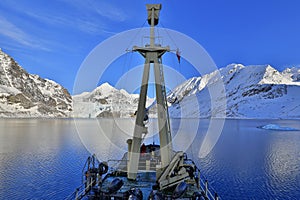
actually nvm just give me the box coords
[258,124,299,131]
[0,85,21,95]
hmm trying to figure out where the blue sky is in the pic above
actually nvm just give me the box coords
[0,0,300,95]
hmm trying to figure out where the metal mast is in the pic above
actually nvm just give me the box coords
[127,4,173,180]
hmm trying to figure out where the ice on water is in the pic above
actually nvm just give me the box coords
[259,123,299,131]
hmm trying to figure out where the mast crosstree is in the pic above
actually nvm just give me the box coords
[127,4,173,180]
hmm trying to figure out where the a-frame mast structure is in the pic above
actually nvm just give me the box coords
[127,4,173,180]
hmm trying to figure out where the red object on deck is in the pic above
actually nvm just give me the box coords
[141,143,146,154]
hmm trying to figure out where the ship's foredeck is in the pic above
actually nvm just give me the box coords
[99,171,156,199]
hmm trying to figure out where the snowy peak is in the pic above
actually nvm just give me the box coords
[222,64,275,85]
[72,83,154,118]
[90,82,118,97]
[259,65,291,85]
[282,67,300,82]
[168,64,300,119]
[74,82,118,101]
[220,64,300,86]
[0,49,72,117]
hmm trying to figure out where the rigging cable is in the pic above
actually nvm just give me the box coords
[125,20,147,51]
[161,21,183,87]
[160,22,179,49]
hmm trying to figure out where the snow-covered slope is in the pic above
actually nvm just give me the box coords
[282,67,300,82]
[72,82,154,118]
[0,49,72,117]
[168,64,300,119]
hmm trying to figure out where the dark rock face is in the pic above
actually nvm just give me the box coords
[242,85,273,97]
[96,110,121,118]
[0,49,72,117]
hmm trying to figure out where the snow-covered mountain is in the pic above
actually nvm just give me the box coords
[282,67,300,82]
[0,49,72,117]
[73,64,300,119]
[168,64,300,119]
[2,47,299,119]
[72,82,154,118]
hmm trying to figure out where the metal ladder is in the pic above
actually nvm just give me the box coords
[158,60,172,138]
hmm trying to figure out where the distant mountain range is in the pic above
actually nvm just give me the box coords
[1,49,299,119]
[0,49,72,117]
[168,64,300,119]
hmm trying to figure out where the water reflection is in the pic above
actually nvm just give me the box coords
[0,119,299,199]
[0,119,88,199]
[265,131,300,195]
[74,118,208,162]
[195,119,300,199]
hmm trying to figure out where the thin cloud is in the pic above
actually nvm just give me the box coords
[0,16,50,51]
[0,0,128,53]
[76,19,105,34]
[60,0,128,22]
[25,11,105,35]
[1,0,126,36]
[24,11,70,26]
[93,2,127,22]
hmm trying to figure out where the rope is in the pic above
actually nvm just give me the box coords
[125,19,147,51]
[160,22,179,49]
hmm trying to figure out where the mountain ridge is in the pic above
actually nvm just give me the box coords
[168,63,300,119]
[1,48,299,119]
[0,49,72,117]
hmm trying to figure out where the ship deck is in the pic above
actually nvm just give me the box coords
[99,171,156,199]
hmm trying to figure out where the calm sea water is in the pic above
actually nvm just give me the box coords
[0,118,299,199]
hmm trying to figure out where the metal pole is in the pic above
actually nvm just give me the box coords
[215,193,219,200]
[75,188,79,200]
[153,58,173,168]
[205,180,208,197]
[150,8,155,47]
[128,58,150,180]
